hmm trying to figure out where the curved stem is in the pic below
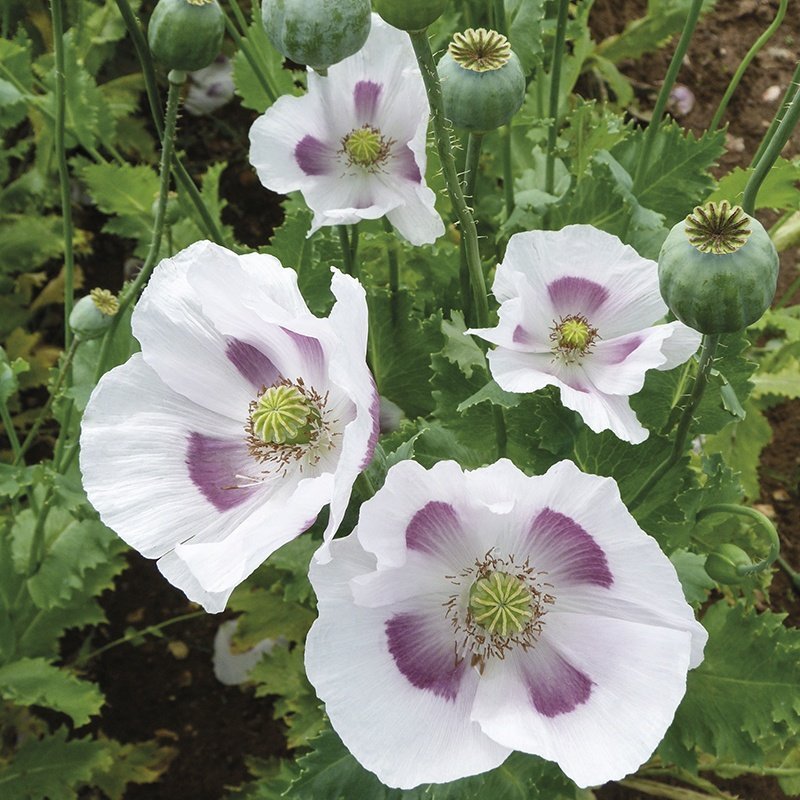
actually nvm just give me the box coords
[628,334,719,510]
[501,124,515,220]
[93,72,185,384]
[697,503,780,576]
[113,0,227,245]
[51,0,75,349]
[408,30,489,328]
[709,0,788,132]
[742,85,800,215]
[13,338,80,466]
[751,60,800,167]
[545,0,569,195]
[632,0,703,193]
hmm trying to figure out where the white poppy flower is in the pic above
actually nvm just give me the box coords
[248,14,444,246]
[80,241,378,613]
[469,225,702,444]
[306,458,706,789]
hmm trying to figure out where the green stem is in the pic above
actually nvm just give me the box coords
[697,504,780,576]
[356,470,376,501]
[93,72,185,384]
[545,0,569,195]
[0,401,21,461]
[751,60,800,167]
[492,0,508,35]
[628,334,719,510]
[74,610,206,665]
[222,6,276,104]
[632,0,704,193]
[113,0,227,245]
[382,217,400,325]
[501,124,515,219]
[338,225,355,277]
[51,0,75,349]
[742,84,800,215]
[464,132,483,205]
[408,29,489,328]
[13,338,80,466]
[775,269,800,309]
[709,0,788,132]
[27,484,55,577]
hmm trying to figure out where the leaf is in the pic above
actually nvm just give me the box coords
[669,549,714,607]
[561,100,632,179]
[0,348,29,404]
[89,739,177,800]
[0,729,112,800]
[458,380,521,412]
[708,157,800,211]
[751,358,800,401]
[613,122,726,226]
[504,0,546,73]
[0,658,104,725]
[232,14,299,113]
[661,601,800,769]
[228,586,315,650]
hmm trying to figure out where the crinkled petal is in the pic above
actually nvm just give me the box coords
[306,535,510,789]
[560,384,649,443]
[657,321,702,370]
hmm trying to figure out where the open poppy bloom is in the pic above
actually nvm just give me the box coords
[305,458,706,788]
[249,14,444,246]
[80,241,378,612]
[469,225,701,443]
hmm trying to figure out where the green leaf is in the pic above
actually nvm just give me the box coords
[613,122,726,226]
[232,15,299,113]
[458,380,521,412]
[505,0,545,73]
[0,214,64,274]
[89,739,177,800]
[751,358,800,401]
[561,100,632,179]
[661,601,800,768]
[228,586,316,651]
[708,157,800,211]
[0,348,29,404]
[0,729,112,800]
[0,657,104,725]
[669,549,714,606]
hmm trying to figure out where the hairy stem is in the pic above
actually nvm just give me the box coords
[545,0,569,194]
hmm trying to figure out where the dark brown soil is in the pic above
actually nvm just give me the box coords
[70,3,800,799]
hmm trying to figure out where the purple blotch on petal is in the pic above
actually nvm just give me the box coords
[359,378,381,470]
[282,328,326,377]
[527,653,593,717]
[393,145,422,183]
[226,338,280,389]
[528,508,613,587]
[603,335,643,364]
[547,276,609,317]
[386,613,466,700]
[295,135,332,176]
[512,325,531,345]
[354,80,382,122]
[186,432,257,512]
[406,501,462,555]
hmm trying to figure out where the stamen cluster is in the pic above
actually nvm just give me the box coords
[340,125,395,171]
[550,313,599,363]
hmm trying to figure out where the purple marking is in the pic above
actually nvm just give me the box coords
[386,613,466,700]
[512,325,531,345]
[393,145,422,183]
[547,276,609,317]
[282,328,326,376]
[295,135,332,176]
[527,508,613,587]
[359,379,381,470]
[186,432,257,512]
[603,335,643,364]
[226,338,280,389]
[406,501,462,556]
[527,652,592,717]
[353,80,382,122]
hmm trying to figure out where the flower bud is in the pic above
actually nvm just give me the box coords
[372,0,447,31]
[261,0,371,72]
[69,289,119,341]
[658,201,779,334]
[437,29,526,133]
[148,0,225,73]
[704,543,751,585]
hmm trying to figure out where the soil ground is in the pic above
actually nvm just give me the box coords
[59,1,800,798]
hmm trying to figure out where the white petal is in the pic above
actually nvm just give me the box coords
[472,615,693,787]
[306,534,510,789]
[657,321,702,370]
[486,348,560,394]
[559,384,649,443]
[212,620,276,686]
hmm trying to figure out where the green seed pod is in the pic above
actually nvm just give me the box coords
[262,0,371,71]
[372,0,447,31]
[437,29,526,134]
[69,289,119,341]
[148,0,225,73]
[658,201,779,334]
[705,543,751,585]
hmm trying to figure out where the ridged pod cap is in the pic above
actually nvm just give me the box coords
[262,0,371,71]
[148,0,225,73]
[658,201,779,334]
[437,29,526,133]
[372,0,447,31]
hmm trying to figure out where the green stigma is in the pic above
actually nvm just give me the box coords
[468,571,533,637]
[251,385,316,445]
[558,317,591,350]
[343,125,387,167]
